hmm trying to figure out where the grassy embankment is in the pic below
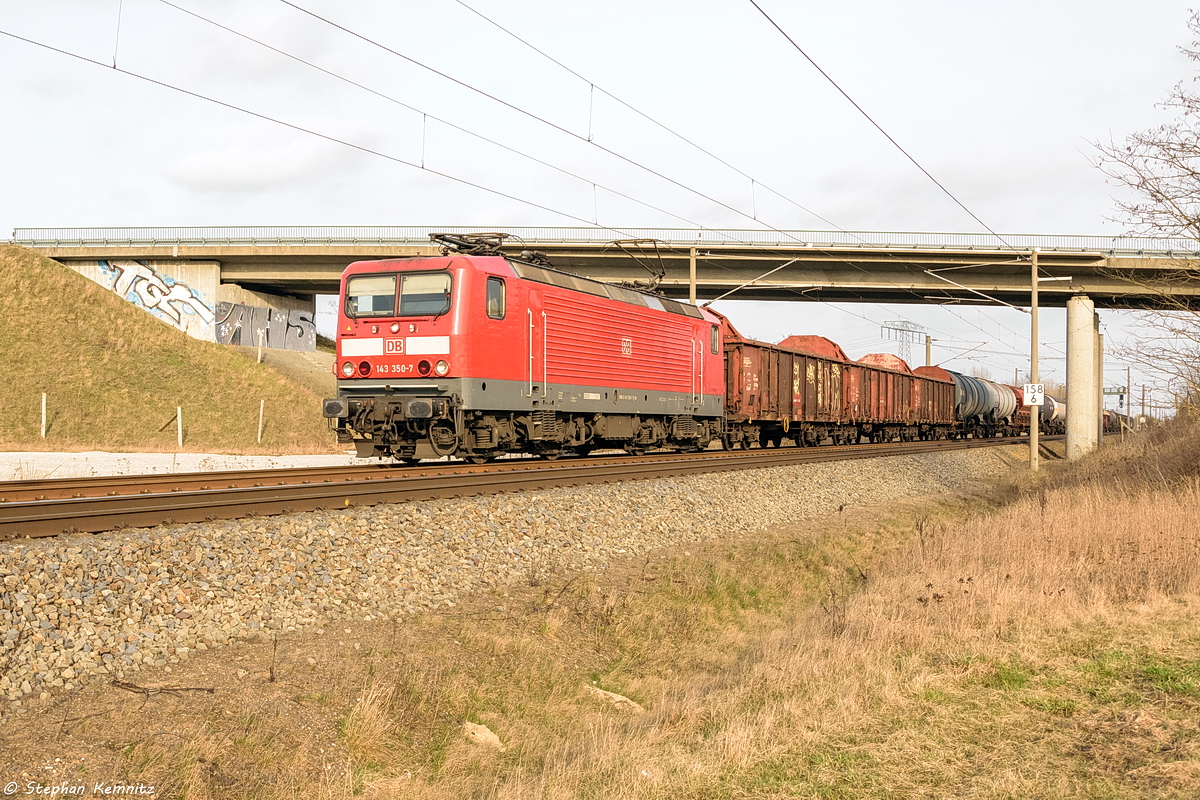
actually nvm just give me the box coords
[26,421,1196,798]
[0,245,337,454]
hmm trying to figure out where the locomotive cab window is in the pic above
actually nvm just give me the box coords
[345,272,452,318]
[399,273,452,316]
[486,276,506,319]
[345,274,396,317]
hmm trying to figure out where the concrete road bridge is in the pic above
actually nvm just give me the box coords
[14,225,1200,309]
[15,225,1200,462]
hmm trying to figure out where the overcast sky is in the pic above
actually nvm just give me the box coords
[2,0,1195,409]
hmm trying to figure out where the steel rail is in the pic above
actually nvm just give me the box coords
[0,437,1060,541]
[0,446,840,502]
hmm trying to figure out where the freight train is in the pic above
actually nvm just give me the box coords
[322,236,1067,462]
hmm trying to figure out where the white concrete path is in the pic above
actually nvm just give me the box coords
[0,451,370,481]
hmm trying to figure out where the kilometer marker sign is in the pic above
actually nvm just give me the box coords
[1023,383,1045,406]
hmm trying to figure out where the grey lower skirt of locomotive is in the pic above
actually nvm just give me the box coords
[322,392,724,463]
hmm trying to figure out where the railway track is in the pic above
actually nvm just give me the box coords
[0,436,1061,540]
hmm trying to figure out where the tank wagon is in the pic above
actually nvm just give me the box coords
[1009,385,1067,435]
[322,235,1066,460]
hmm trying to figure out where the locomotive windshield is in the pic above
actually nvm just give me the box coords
[345,274,395,316]
[345,272,452,318]
[399,273,452,315]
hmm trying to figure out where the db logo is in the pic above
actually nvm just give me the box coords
[385,338,405,354]
[620,338,633,356]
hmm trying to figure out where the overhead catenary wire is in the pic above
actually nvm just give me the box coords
[157,0,1008,357]
[5,14,948,358]
[444,0,1013,278]
[27,3,1038,372]
[745,0,1076,328]
[274,0,1022,338]
[152,0,728,238]
[159,0,985,345]
[111,0,125,68]
[161,0,977,348]
[450,0,844,231]
[275,0,815,244]
[745,1,1078,371]
[436,0,1041,352]
[746,0,1018,254]
[2,14,995,356]
[0,28,645,239]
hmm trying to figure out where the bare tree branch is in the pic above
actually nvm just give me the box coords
[1094,11,1200,416]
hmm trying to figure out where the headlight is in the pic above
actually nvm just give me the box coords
[434,360,450,376]
[341,361,354,377]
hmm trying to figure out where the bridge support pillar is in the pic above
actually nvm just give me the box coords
[1066,295,1099,459]
[1096,332,1105,444]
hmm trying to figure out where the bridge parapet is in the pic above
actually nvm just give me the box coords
[12,226,1200,258]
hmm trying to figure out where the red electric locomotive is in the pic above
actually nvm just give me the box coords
[322,235,725,461]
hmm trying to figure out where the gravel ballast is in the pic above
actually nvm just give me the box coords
[0,446,1024,712]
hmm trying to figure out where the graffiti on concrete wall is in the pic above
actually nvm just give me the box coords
[98,260,215,339]
[216,303,316,351]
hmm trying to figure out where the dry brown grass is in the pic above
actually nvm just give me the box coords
[5,430,1200,797]
[344,681,396,764]
[0,244,337,454]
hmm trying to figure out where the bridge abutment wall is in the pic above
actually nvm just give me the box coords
[61,259,316,351]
